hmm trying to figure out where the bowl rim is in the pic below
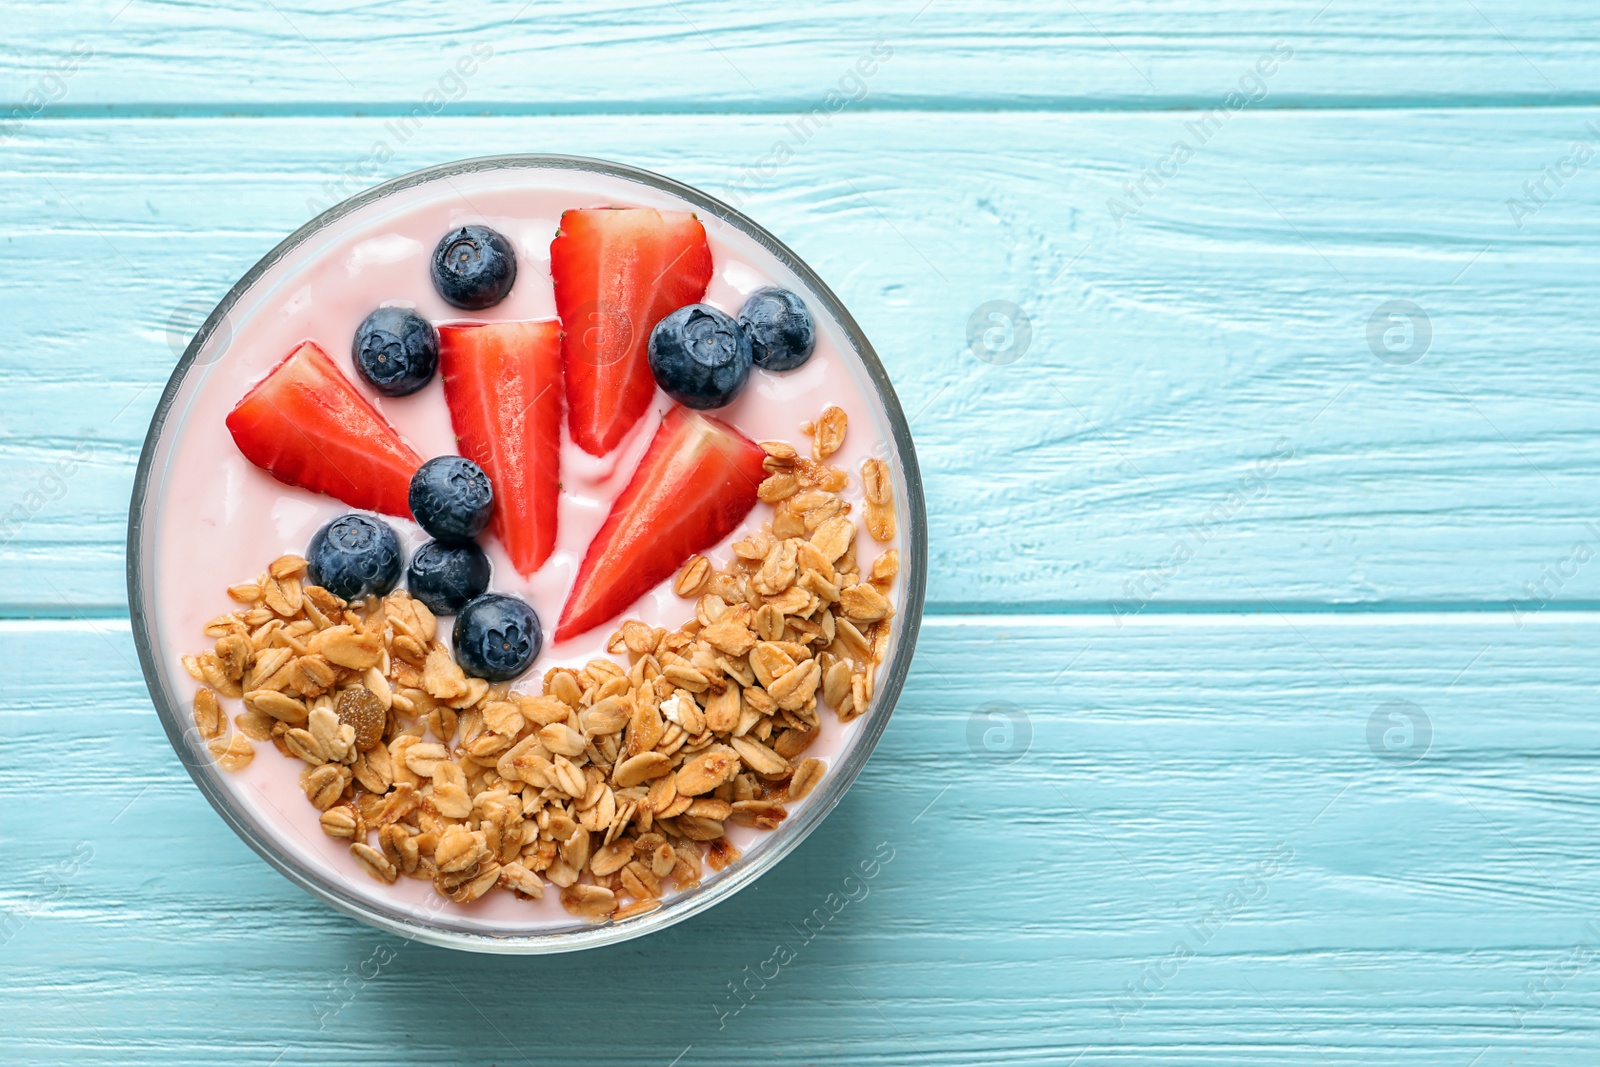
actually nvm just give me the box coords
[126,153,927,953]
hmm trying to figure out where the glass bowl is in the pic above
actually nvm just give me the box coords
[127,155,926,952]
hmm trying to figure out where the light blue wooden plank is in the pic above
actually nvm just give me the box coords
[3,1,1597,111]
[4,111,1600,611]
[5,616,1600,1064]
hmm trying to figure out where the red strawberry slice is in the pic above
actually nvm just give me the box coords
[438,320,563,576]
[551,208,713,456]
[225,341,422,518]
[555,406,766,642]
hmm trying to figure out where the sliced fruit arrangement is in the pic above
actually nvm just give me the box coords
[438,320,563,576]
[196,198,893,919]
[224,214,826,673]
[552,208,713,455]
[555,406,768,642]
[226,341,424,518]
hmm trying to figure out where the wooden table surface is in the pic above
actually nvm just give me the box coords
[6,3,1600,1063]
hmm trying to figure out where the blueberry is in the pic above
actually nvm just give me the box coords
[306,514,402,601]
[647,303,752,409]
[409,456,494,542]
[406,540,491,616]
[352,306,438,396]
[453,593,542,681]
[738,287,815,372]
[430,225,517,310]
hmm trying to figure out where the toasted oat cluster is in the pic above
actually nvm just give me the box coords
[182,408,899,922]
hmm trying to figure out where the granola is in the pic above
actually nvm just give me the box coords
[183,412,898,923]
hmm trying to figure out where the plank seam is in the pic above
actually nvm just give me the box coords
[12,100,1600,121]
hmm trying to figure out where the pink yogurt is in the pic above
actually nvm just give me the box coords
[146,165,904,931]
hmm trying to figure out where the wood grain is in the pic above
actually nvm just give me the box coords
[4,1,1598,111]
[6,5,1598,1061]
[5,111,1600,612]
[5,616,1597,1065]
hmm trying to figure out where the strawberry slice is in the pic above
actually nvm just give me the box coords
[551,208,713,456]
[556,406,767,642]
[225,341,422,518]
[438,320,563,576]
